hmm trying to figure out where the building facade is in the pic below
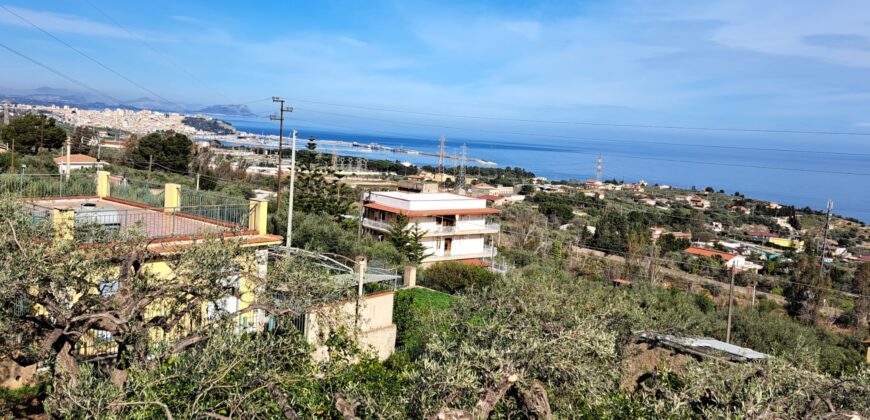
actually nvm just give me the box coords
[362,191,500,266]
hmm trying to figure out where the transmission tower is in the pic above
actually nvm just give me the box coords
[331,145,338,171]
[595,155,603,181]
[456,144,467,193]
[437,135,446,178]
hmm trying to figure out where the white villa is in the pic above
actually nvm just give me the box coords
[362,191,500,266]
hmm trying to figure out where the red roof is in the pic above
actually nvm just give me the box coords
[684,247,738,261]
[53,154,100,164]
[478,195,504,202]
[364,201,501,217]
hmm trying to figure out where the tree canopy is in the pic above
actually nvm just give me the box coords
[130,131,193,173]
[0,114,67,154]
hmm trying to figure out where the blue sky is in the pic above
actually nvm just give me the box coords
[2,0,870,133]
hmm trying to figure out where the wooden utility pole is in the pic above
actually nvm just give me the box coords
[148,155,153,179]
[270,97,293,206]
[726,267,736,343]
[819,200,834,279]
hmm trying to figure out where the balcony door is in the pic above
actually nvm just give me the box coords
[444,237,453,255]
[436,215,456,227]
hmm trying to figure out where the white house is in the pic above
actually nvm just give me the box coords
[53,154,104,175]
[362,191,500,266]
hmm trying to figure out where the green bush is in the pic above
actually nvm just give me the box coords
[394,288,454,358]
[422,261,499,293]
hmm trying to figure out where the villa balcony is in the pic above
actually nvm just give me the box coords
[423,245,497,263]
[361,217,500,236]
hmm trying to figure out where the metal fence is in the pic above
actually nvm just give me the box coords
[0,173,96,198]
[72,204,252,242]
[109,178,165,207]
[180,187,249,209]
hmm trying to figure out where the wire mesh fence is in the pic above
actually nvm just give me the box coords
[180,187,249,209]
[0,173,96,198]
[109,178,165,207]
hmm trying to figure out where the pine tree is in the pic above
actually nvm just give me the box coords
[293,138,354,220]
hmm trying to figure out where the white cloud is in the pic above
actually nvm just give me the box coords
[0,5,133,38]
[686,1,870,68]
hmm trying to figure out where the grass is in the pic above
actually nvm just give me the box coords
[393,288,454,357]
[398,287,454,311]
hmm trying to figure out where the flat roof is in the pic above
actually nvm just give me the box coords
[30,197,246,239]
[371,191,478,202]
[364,201,500,217]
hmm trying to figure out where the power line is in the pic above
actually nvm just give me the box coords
[80,0,235,104]
[499,224,867,299]
[294,107,870,159]
[1,4,181,109]
[0,41,123,104]
[292,108,870,177]
[287,96,870,137]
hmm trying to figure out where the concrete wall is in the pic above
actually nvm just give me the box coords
[304,291,397,361]
[424,235,486,257]
[369,192,486,212]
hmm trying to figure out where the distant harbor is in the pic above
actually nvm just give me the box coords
[209,131,497,167]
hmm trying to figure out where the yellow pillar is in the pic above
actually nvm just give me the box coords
[96,171,110,197]
[52,208,75,242]
[164,183,181,212]
[248,199,268,235]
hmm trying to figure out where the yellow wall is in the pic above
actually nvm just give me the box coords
[769,238,805,250]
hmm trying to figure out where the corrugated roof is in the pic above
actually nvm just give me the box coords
[640,332,770,362]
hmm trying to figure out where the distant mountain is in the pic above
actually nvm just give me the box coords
[0,87,256,117]
[197,104,256,117]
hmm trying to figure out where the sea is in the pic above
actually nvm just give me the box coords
[219,116,870,223]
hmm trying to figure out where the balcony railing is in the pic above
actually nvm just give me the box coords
[362,218,392,231]
[361,218,500,235]
[427,223,500,234]
[72,204,252,242]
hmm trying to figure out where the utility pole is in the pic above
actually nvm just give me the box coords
[437,135,446,180]
[285,129,298,249]
[726,267,736,343]
[64,134,71,181]
[456,144,467,193]
[148,155,153,179]
[819,199,834,279]
[96,136,103,161]
[196,173,201,190]
[270,97,294,206]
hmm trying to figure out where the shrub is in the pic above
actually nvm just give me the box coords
[421,262,499,293]
[394,288,454,358]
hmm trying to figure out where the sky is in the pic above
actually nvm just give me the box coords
[1,0,870,133]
